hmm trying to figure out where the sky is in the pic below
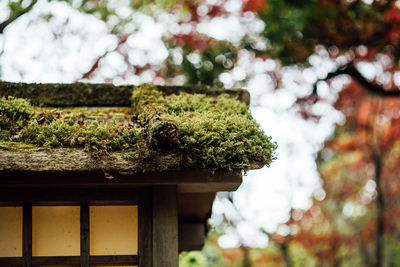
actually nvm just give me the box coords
[0,0,347,248]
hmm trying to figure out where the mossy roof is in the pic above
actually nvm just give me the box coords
[0,81,277,174]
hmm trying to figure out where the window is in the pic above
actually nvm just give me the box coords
[90,206,138,256]
[32,206,81,257]
[0,188,151,267]
[0,207,22,257]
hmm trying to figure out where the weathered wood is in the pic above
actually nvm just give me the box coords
[0,149,182,172]
[152,185,178,267]
[0,168,242,195]
[0,148,262,175]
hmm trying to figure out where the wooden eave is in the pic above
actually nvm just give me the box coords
[0,147,244,252]
[0,156,242,193]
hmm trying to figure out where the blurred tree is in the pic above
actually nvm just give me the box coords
[256,2,400,266]
[0,0,38,33]
[282,80,400,267]
[2,0,400,90]
[259,2,400,267]
[2,0,400,266]
[163,1,400,266]
[200,80,400,266]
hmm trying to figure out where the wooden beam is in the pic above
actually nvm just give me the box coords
[0,169,242,193]
[81,203,89,267]
[152,186,178,267]
[139,191,152,267]
[89,255,139,265]
[23,203,32,267]
[178,193,215,221]
[0,188,145,202]
[0,149,257,179]
[178,222,206,252]
[31,256,81,265]
[0,257,23,265]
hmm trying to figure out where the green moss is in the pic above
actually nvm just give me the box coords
[0,81,133,106]
[0,80,250,107]
[0,142,44,152]
[0,83,277,172]
[0,96,35,139]
[131,83,180,149]
[132,84,277,171]
[18,115,143,157]
[1,102,143,156]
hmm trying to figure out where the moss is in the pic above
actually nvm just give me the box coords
[37,107,132,123]
[0,81,250,107]
[0,96,35,139]
[132,84,277,171]
[19,114,143,154]
[0,83,277,172]
[131,83,180,149]
[1,102,142,156]
[0,142,44,152]
[0,81,133,106]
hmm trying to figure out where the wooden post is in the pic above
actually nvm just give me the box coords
[81,202,89,267]
[23,203,32,267]
[152,185,178,267]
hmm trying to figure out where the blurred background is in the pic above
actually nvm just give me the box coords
[1,0,400,266]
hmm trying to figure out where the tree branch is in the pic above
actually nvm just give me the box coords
[78,35,128,80]
[0,0,38,34]
[313,64,400,97]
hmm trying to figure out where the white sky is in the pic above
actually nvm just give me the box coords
[0,0,346,248]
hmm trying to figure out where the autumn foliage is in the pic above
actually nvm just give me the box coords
[3,0,400,266]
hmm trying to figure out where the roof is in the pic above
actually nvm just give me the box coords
[0,81,277,251]
[0,82,277,174]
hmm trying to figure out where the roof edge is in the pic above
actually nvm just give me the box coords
[0,81,250,106]
[0,148,264,173]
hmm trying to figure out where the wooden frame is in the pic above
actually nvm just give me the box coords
[0,188,151,267]
[0,171,226,267]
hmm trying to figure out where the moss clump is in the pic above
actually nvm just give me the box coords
[132,84,277,171]
[131,83,180,149]
[0,80,250,107]
[0,80,134,106]
[0,104,143,155]
[1,83,277,172]
[0,96,34,139]
[19,118,142,153]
